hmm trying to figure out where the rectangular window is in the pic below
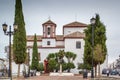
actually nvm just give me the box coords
[47,41,50,45]
[76,41,81,49]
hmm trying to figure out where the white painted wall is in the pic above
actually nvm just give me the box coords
[42,39,56,47]
[64,38,85,73]
[27,42,33,46]
[27,42,41,46]
[39,48,64,62]
[56,41,64,46]
[28,48,64,65]
[27,41,64,64]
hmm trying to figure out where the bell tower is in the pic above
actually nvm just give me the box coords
[42,20,56,38]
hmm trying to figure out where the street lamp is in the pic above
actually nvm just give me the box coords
[27,48,30,77]
[2,23,18,80]
[90,17,96,78]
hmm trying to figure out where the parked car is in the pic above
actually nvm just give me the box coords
[110,69,118,75]
[102,68,107,74]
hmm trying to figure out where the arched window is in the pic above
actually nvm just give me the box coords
[47,27,50,35]
[76,41,81,49]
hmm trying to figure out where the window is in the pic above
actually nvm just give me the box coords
[76,41,81,48]
[48,27,50,35]
[47,41,50,45]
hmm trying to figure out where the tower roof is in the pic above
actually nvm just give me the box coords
[63,21,87,27]
[42,20,56,25]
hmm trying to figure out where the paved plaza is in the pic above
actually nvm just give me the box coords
[13,76,88,80]
[1,74,120,80]
[12,75,120,80]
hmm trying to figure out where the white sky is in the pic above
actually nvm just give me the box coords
[0,0,120,64]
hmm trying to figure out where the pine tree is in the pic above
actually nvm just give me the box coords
[31,34,39,70]
[84,14,107,77]
[13,0,26,77]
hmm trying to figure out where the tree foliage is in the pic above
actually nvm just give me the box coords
[94,44,104,63]
[65,51,76,72]
[13,0,26,64]
[94,44,104,77]
[58,50,65,60]
[48,59,57,72]
[46,50,76,72]
[67,62,75,72]
[37,63,44,73]
[31,34,39,70]
[83,14,107,70]
[47,53,55,60]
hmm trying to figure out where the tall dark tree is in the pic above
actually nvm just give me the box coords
[84,14,107,77]
[31,34,39,70]
[13,0,26,77]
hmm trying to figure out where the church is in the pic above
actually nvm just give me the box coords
[11,19,107,75]
[26,20,87,73]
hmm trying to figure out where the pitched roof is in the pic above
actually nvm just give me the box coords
[56,35,64,41]
[27,35,64,41]
[65,31,85,38]
[27,35,42,41]
[27,32,84,41]
[42,20,56,25]
[63,21,87,27]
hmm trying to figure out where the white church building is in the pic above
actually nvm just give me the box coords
[27,20,87,73]
[10,19,108,75]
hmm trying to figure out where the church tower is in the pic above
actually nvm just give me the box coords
[42,20,56,38]
[42,20,57,47]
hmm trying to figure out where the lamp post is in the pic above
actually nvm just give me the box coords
[27,48,30,77]
[2,23,18,80]
[90,17,96,78]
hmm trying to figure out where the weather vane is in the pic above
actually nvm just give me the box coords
[75,14,77,21]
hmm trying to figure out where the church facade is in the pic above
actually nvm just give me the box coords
[27,20,87,73]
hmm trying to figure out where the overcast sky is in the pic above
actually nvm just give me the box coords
[0,0,120,64]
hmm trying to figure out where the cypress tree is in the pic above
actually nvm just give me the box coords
[31,34,39,70]
[84,14,107,76]
[13,0,26,77]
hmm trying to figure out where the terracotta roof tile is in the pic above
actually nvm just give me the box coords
[56,35,64,40]
[27,35,64,41]
[63,21,87,27]
[27,35,42,41]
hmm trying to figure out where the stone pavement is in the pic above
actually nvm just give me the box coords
[13,76,89,80]
[13,76,120,80]
[1,74,120,80]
